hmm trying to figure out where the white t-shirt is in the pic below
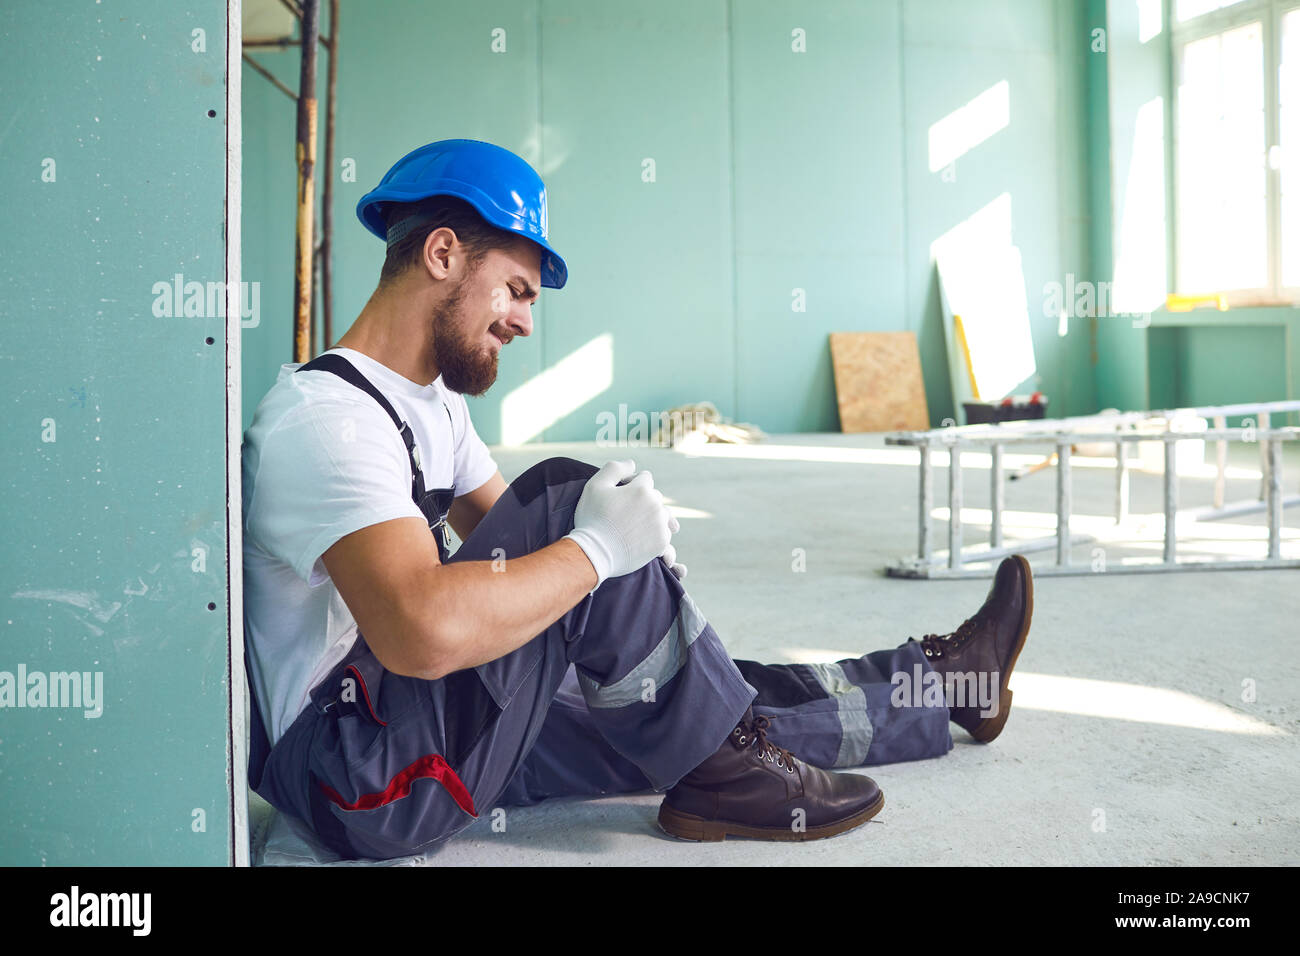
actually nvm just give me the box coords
[241,347,498,744]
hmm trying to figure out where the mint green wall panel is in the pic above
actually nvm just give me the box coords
[335,0,548,444]
[902,1,1090,425]
[1146,326,1182,408]
[1,2,233,864]
[536,0,733,441]
[903,0,1056,49]
[1087,0,1156,413]
[732,0,906,432]
[1095,0,1168,412]
[1144,321,1288,427]
[1085,0,1112,403]
[1179,327,1288,409]
[1055,0,1100,416]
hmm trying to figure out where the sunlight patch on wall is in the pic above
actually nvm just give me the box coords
[928,80,1011,172]
[500,334,614,445]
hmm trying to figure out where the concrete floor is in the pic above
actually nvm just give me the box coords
[250,433,1300,866]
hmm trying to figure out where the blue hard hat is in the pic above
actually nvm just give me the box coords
[356,139,568,289]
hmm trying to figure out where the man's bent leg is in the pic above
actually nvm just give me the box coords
[447,458,757,810]
[259,458,755,859]
[494,665,652,808]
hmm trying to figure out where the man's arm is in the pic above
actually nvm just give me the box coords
[321,460,675,682]
[322,515,596,680]
[446,470,507,542]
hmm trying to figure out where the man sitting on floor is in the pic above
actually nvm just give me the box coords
[241,139,1034,859]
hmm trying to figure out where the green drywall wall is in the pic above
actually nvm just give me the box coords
[1150,305,1299,424]
[536,0,735,443]
[731,0,905,432]
[241,0,1097,440]
[0,2,233,864]
[1056,0,1100,417]
[1085,0,1112,398]
[1094,0,1164,413]
[1178,325,1288,408]
[1146,326,1182,408]
[901,0,1094,426]
[1149,321,1290,426]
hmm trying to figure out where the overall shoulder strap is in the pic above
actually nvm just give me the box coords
[295,352,428,500]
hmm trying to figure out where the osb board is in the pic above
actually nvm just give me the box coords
[829,331,930,432]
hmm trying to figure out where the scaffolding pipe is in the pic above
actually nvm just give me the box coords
[321,0,338,351]
[292,0,320,363]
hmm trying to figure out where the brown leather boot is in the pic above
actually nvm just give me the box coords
[908,554,1033,743]
[657,707,884,842]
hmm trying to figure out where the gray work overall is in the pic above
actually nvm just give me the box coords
[245,354,953,860]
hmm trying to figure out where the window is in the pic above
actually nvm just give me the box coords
[1173,0,1299,301]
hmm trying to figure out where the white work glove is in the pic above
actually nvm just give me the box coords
[659,541,687,581]
[564,459,680,589]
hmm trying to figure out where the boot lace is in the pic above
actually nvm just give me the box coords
[911,614,982,660]
[733,714,798,774]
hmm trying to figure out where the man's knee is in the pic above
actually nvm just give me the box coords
[455,457,596,561]
[509,457,598,508]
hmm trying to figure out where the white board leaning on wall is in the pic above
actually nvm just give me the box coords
[936,243,1037,414]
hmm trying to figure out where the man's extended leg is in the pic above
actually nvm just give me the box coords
[492,642,951,809]
[493,555,1035,806]
[676,555,1033,771]
[729,643,954,768]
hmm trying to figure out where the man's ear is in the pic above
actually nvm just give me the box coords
[421,227,457,280]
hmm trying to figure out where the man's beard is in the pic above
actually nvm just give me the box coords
[430,277,499,396]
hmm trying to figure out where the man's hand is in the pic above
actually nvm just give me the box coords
[564,459,679,588]
[659,541,687,581]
